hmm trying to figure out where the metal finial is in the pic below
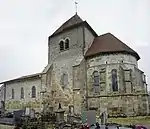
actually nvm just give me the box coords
[75,1,78,14]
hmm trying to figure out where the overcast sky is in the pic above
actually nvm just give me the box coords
[0,0,150,90]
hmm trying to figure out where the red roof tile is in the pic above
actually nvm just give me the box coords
[85,33,140,60]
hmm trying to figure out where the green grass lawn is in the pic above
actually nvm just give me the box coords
[108,116,150,125]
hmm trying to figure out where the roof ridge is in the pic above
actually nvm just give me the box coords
[50,14,83,37]
[63,14,83,25]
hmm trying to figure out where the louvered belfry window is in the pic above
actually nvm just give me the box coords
[59,40,64,51]
[65,39,69,49]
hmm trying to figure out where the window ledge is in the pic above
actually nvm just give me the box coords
[59,48,69,52]
[73,88,80,91]
[100,81,105,84]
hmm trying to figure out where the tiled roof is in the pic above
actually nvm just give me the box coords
[51,14,83,36]
[0,73,42,84]
[49,14,98,38]
[85,33,140,60]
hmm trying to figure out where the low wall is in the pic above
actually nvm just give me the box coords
[0,124,14,129]
[108,116,150,125]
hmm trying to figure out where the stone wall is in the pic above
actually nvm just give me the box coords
[72,59,86,114]
[87,53,138,67]
[48,26,84,64]
[47,25,95,114]
[86,53,149,116]
[48,26,84,113]
[84,27,95,55]
[0,85,5,108]
[46,22,149,116]
[5,77,42,112]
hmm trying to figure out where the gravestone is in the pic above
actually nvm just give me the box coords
[30,109,35,118]
[81,110,96,126]
[99,108,108,125]
[25,108,30,116]
[24,108,35,118]
[67,106,74,123]
[13,109,25,126]
[100,111,107,125]
[55,103,65,123]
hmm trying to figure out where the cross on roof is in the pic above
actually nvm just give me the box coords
[75,1,78,14]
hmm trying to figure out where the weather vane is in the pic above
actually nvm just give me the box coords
[75,1,78,14]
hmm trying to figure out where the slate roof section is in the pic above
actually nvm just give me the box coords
[49,14,98,38]
[85,33,140,60]
[0,73,42,84]
[52,14,83,35]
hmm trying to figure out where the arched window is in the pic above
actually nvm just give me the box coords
[31,86,36,98]
[12,89,14,99]
[65,38,69,49]
[61,73,68,88]
[59,40,64,51]
[93,71,100,87]
[21,87,24,99]
[111,69,118,91]
[93,71,100,93]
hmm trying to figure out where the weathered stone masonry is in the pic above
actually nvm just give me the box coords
[0,14,149,117]
[86,54,149,116]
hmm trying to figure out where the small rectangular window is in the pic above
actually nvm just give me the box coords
[12,89,14,99]
[21,87,24,99]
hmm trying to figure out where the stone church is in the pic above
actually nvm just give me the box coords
[0,14,149,116]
